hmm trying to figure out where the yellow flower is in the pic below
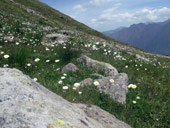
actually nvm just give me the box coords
[109,79,114,83]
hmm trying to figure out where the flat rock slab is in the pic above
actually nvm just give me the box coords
[0,68,131,128]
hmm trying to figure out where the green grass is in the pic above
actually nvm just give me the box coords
[0,0,170,128]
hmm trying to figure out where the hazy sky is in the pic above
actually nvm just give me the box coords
[40,0,170,31]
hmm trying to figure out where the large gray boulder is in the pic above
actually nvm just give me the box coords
[96,73,128,104]
[77,55,118,76]
[0,68,131,128]
[77,55,128,104]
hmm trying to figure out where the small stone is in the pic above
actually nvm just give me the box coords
[26,8,36,14]
[61,63,78,73]
[80,78,93,86]
[4,36,14,42]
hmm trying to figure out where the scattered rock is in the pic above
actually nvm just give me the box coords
[26,8,36,14]
[0,68,131,128]
[45,33,68,41]
[80,78,93,86]
[136,54,150,62]
[62,63,78,73]
[41,33,68,46]
[3,36,14,42]
[43,26,52,31]
[96,73,128,104]
[77,55,118,76]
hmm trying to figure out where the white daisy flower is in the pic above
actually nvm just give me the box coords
[132,101,137,104]
[94,81,99,86]
[33,78,37,81]
[132,84,137,89]
[74,83,80,88]
[109,79,114,83]
[55,59,60,63]
[34,58,40,62]
[4,54,9,59]
[46,60,50,63]
[27,63,31,67]
[136,96,140,99]
[61,76,66,79]
[63,73,67,76]
[58,80,63,84]
[78,91,82,95]
[63,86,68,90]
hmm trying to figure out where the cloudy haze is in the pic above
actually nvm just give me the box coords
[40,0,170,31]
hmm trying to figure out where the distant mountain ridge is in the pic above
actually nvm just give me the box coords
[103,19,170,55]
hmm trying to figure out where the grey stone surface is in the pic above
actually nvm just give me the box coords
[77,55,128,104]
[26,9,36,14]
[45,33,68,42]
[0,68,131,128]
[80,78,93,86]
[77,55,118,76]
[3,36,14,42]
[95,73,128,104]
[42,33,68,46]
[61,63,78,73]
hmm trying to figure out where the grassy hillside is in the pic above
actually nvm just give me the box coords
[0,0,170,128]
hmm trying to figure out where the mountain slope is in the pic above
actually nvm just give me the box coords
[0,0,170,128]
[104,19,170,55]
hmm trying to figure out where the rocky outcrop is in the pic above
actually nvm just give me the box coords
[96,73,128,104]
[77,55,118,76]
[0,68,131,128]
[61,63,78,73]
[77,55,128,104]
